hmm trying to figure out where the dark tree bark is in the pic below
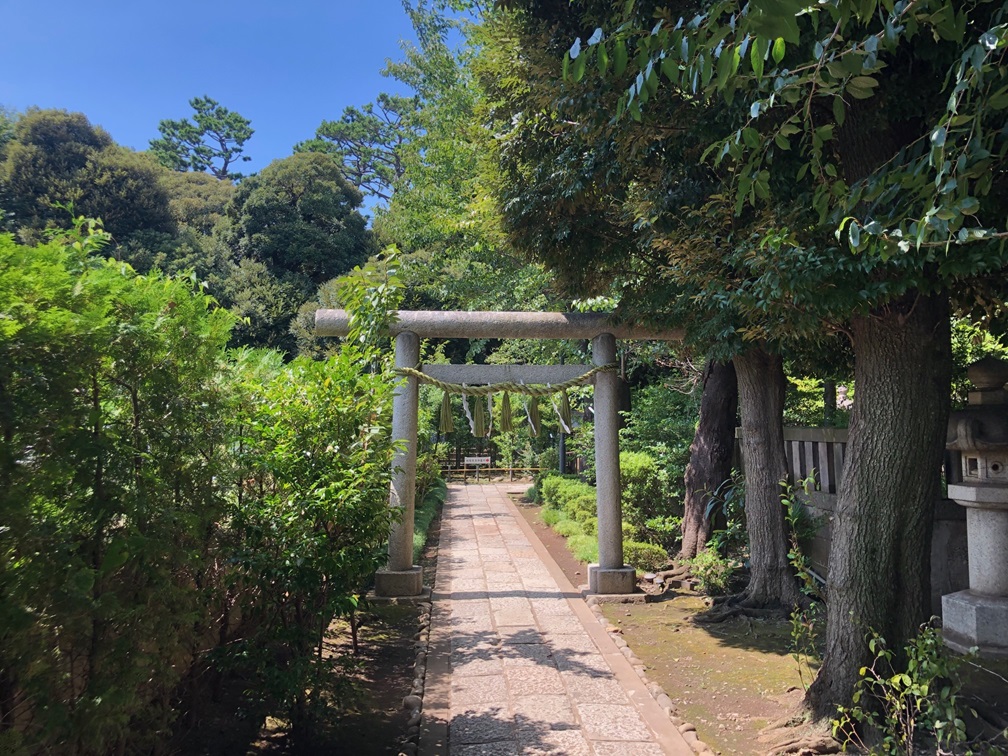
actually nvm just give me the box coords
[734,346,800,607]
[807,291,951,717]
[680,359,738,560]
[823,379,837,427]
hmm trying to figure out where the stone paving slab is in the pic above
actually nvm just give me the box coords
[419,483,693,755]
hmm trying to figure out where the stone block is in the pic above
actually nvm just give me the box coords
[942,590,1008,657]
[374,565,424,597]
[588,564,637,595]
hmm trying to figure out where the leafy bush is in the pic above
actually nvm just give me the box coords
[554,519,584,538]
[540,475,594,516]
[0,226,402,751]
[620,451,680,549]
[706,471,748,558]
[569,492,597,519]
[689,549,736,595]
[623,541,669,571]
[414,477,447,562]
[568,534,599,564]
[0,227,236,752]
[229,346,397,731]
[833,623,972,754]
[541,507,562,527]
[620,382,699,503]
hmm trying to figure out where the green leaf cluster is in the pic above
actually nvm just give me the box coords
[0,224,400,750]
[149,96,253,181]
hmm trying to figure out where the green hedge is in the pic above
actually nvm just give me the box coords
[413,477,448,562]
[623,541,669,572]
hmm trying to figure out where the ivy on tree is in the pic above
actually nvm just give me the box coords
[150,96,253,181]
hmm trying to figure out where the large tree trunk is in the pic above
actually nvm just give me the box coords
[807,291,951,717]
[680,359,738,559]
[735,346,800,607]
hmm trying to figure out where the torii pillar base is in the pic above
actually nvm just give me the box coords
[588,564,637,595]
[374,566,424,598]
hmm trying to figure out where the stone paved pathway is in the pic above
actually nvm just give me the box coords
[419,483,692,755]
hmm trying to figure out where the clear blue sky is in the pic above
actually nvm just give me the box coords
[0,0,419,177]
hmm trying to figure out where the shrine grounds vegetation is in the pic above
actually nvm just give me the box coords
[0,225,400,753]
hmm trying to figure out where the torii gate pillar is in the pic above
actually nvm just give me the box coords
[373,331,424,598]
[590,333,636,594]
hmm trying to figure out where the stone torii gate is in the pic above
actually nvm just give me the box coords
[315,310,682,596]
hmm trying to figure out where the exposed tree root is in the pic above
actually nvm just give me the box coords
[758,709,841,755]
[693,591,791,623]
[656,562,693,582]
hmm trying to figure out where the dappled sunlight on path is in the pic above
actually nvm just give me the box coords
[419,483,692,755]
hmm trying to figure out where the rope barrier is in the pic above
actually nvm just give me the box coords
[393,362,617,397]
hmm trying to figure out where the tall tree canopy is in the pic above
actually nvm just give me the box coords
[150,96,253,181]
[297,93,419,201]
[486,0,1008,719]
[0,109,173,240]
[220,152,376,353]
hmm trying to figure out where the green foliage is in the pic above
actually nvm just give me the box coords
[159,168,235,235]
[0,105,18,156]
[553,518,584,538]
[620,450,677,547]
[689,549,736,595]
[1,109,173,239]
[782,475,824,557]
[220,152,377,353]
[541,506,562,527]
[621,380,700,499]
[784,376,851,428]
[225,152,375,289]
[784,476,826,692]
[0,219,402,750]
[623,540,668,572]
[228,345,398,733]
[568,533,599,564]
[298,92,419,201]
[0,225,234,752]
[951,318,1008,407]
[150,96,253,180]
[414,474,447,562]
[833,623,972,755]
[706,471,749,558]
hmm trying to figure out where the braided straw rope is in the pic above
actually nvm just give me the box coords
[394,363,617,397]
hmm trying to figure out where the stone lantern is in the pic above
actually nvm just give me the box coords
[942,356,1008,657]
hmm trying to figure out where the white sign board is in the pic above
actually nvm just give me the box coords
[464,455,491,466]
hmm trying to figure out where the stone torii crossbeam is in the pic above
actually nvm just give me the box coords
[315,310,682,596]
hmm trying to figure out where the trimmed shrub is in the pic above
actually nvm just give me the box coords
[623,541,668,572]
[620,451,673,532]
[568,534,599,564]
[568,493,597,520]
[554,519,584,538]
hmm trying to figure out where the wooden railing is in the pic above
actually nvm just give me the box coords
[783,426,848,495]
[737,426,965,595]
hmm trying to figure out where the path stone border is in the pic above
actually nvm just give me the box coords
[585,595,717,755]
[389,505,442,755]
[395,596,433,756]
